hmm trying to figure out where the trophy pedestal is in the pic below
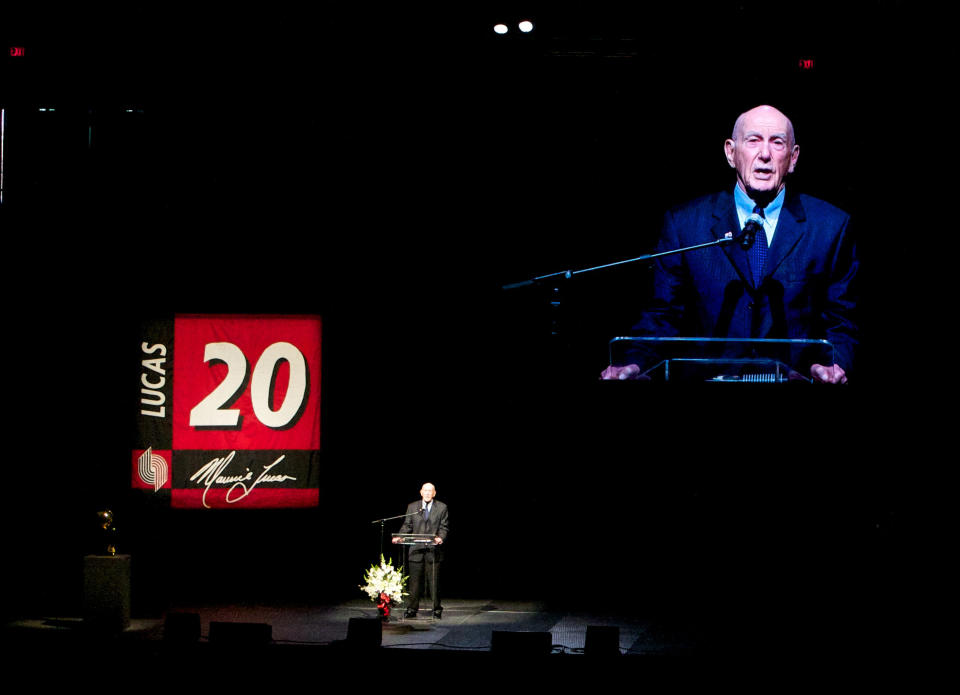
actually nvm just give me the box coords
[83,554,131,631]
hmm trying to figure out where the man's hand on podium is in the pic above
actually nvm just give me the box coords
[600,364,645,380]
[811,363,847,384]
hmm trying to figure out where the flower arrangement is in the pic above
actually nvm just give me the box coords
[360,555,408,620]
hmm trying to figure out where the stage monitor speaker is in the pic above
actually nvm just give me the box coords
[491,630,553,656]
[164,612,201,643]
[209,621,273,646]
[346,617,382,649]
[585,625,620,656]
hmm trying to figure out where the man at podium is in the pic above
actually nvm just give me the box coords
[601,104,858,385]
[392,482,449,619]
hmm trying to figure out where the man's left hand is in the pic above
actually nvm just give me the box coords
[811,363,847,384]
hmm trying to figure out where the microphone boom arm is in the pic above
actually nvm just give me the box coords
[502,235,737,290]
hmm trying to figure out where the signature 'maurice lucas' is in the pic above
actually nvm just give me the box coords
[189,450,297,508]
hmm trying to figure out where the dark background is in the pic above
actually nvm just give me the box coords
[1,2,938,651]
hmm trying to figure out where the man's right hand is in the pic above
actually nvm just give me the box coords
[600,364,644,380]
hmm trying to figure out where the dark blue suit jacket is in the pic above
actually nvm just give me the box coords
[630,189,859,374]
[398,500,449,561]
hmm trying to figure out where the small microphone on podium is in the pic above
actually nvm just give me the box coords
[739,213,765,251]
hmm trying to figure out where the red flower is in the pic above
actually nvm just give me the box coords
[377,591,391,617]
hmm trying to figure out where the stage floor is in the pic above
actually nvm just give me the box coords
[4,597,905,684]
[4,598,699,656]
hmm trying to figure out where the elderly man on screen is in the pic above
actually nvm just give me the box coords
[601,105,857,384]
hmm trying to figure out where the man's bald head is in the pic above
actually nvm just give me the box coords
[730,105,797,148]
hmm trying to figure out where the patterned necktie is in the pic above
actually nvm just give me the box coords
[748,204,768,287]
[423,503,430,521]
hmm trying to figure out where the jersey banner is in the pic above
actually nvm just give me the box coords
[133,314,322,509]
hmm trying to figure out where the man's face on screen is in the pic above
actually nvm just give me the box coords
[420,484,436,503]
[724,105,799,200]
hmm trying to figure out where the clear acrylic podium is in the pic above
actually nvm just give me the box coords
[608,337,836,383]
[392,533,440,621]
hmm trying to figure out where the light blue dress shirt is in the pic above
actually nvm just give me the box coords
[733,185,786,247]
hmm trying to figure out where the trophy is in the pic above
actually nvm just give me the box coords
[96,510,118,556]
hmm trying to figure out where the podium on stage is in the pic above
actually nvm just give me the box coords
[392,533,437,546]
[609,337,836,383]
[392,533,440,620]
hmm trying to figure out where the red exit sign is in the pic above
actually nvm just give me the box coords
[9,46,26,57]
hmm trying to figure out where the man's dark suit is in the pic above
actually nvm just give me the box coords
[397,499,449,615]
[630,189,859,374]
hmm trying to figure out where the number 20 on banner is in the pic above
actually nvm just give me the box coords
[172,315,322,452]
[189,341,308,429]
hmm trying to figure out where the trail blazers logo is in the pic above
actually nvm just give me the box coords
[133,447,172,491]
